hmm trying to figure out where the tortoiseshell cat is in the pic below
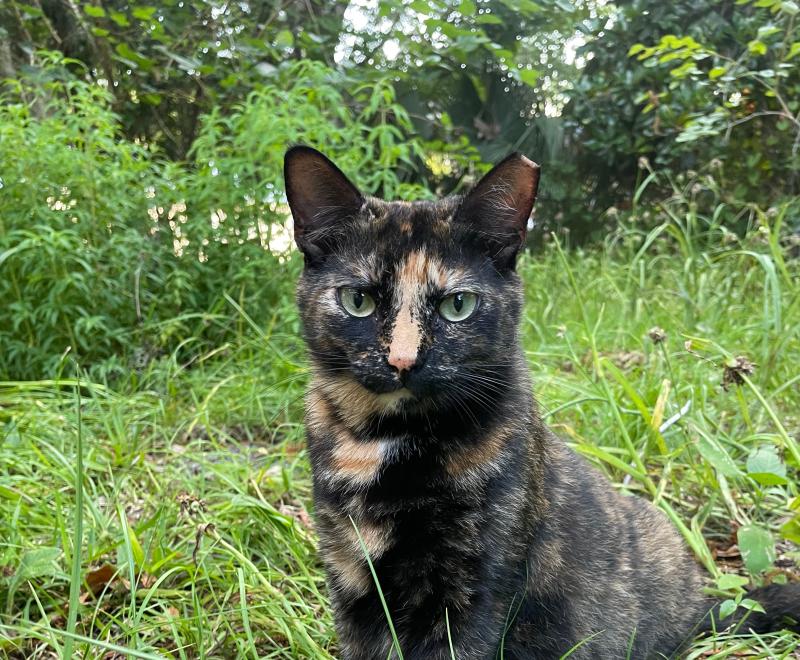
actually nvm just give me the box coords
[284,146,799,659]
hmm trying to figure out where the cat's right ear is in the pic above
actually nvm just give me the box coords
[284,146,364,264]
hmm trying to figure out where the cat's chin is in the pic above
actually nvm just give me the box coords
[374,387,415,409]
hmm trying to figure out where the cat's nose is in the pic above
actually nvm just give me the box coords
[387,352,417,374]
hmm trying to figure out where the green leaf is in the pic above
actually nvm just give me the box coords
[748,39,768,55]
[132,6,157,21]
[17,4,44,16]
[717,573,749,591]
[152,45,200,73]
[91,27,110,37]
[141,93,162,106]
[115,43,143,67]
[128,524,145,568]
[109,11,130,27]
[469,74,488,104]
[746,445,787,485]
[499,0,541,13]
[275,29,294,49]
[781,0,799,13]
[718,598,738,619]
[519,68,540,86]
[709,66,727,79]
[787,42,800,59]
[8,547,62,597]
[669,61,699,78]
[694,434,743,479]
[739,598,765,613]
[476,14,503,24]
[219,73,238,88]
[459,0,477,14]
[779,515,800,544]
[737,524,775,575]
[16,547,62,579]
[83,4,106,18]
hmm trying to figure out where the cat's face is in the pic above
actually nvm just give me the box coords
[285,147,539,429]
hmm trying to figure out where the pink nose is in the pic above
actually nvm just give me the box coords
[388,352,416,372]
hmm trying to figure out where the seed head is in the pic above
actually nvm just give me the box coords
[722,356,755,391]
[648,326,667,344]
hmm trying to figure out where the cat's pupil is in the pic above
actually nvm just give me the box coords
[353,291,364,309]
[453,293,464,312]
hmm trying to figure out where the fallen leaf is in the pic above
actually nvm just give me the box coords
[85,563,117,595]
[139,572,157,588]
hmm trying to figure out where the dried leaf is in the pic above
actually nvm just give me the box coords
[85,563,117,595]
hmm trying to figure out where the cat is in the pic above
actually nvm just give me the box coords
[284,145,800,659]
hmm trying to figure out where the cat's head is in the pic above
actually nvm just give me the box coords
[285,146,539,431]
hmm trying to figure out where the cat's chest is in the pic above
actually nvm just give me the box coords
[309,426,481,506]
[316,478,489,609]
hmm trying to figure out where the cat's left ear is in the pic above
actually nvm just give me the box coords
[284,146,364,264]
[455,153,540,269]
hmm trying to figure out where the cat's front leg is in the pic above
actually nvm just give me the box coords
[396,604,507,660]
[334,597,504,660]
[400,626,502,660]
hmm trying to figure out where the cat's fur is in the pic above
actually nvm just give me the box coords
[284,146,800,659]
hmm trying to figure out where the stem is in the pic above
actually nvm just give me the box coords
[63,372,84,659]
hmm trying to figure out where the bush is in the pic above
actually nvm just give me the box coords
[0,59,454,380]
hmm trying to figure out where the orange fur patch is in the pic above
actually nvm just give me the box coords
[388,302,421,369]
[306,379,386,483]
[325,546,371,594]
[445,425,513,478]
[332,434,385,483]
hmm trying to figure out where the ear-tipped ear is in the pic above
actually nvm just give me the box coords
[284,146,364,264]
[455,153,540,269]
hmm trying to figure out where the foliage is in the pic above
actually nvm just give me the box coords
[629,0,800,200]
[0,71,170,378]
[561,0,800,237]
[0,57,444,380]
[3,0,799,239]
[0,0,348,158]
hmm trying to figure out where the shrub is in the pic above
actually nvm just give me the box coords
[0,58,448,380]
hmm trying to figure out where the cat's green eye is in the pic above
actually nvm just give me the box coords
[438,292,478,322]
[339,288,376,318]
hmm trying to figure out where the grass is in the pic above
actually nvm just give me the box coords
[1,223,799,658]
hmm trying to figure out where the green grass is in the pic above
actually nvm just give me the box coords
[1,226,799,658]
